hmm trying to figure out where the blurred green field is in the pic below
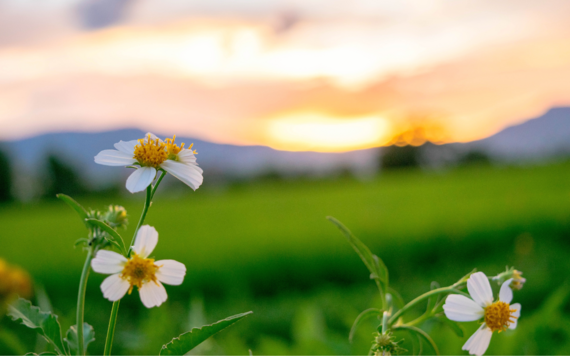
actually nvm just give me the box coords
[2,162,570,354]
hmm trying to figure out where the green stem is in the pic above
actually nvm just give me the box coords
[76,248,93,355]
[405,312,432,327]
[128,185,153,252]
[393,325,440,355]
[388,287,469,326]
[104,176,165,355]
[381,311,389,334]
[104,300,120,356]
[150,170,166,201]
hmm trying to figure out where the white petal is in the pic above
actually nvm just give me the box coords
[125,167,156,193]
[467,272,494,307]
[101,274,130,302]
[161,160,203,190]
[462,324,493,356]
[133,225,158,258]
[177,149,197,164]
[443,294,484,321]
[156,260,186,285]
[499,278,514,303]
[94,149,136,166]
[91,250,127,274]
[139,281,167,308]
[114,140,139,155]
[508,303,521,330]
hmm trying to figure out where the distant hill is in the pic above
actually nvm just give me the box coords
[463,107,570,161]
[2,107,569,199]
[2,128,378,198]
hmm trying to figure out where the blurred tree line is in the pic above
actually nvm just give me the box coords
[0,148,12,202]
[0,147,89,202]
[379,118,491,171]
[43,155,88,198]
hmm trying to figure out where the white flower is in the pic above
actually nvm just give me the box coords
[443,272,521,356]
[94,133,203,193]
[91,225,186,308]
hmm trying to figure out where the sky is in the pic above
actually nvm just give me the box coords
[1,0,570,152]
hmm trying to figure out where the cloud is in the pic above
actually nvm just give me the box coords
[76,0,135,30]
[1,0,570,151]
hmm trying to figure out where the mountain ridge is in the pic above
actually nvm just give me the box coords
[3,106,570,198]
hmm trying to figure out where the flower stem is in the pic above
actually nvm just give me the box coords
[129,185,153,251]
[104,177,164,355]
[387,287,469,327]
[150,170,166,201]
[76,248,93,355]
[103,300,120,356]
[381,311,389,334]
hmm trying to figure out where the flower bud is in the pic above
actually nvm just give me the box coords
[491,267,526,290]
[371,332,406,356]
[509,270,526,290]
[103,205,128,228]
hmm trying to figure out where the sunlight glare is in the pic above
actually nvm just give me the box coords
[267,114,392,152]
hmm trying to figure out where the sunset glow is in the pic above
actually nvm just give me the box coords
[1,1,570,151]
[267,114,391,152]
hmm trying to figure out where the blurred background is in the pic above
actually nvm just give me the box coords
[1,0,570,354]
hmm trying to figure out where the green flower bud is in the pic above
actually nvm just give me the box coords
[103,205,128,229]
[492,267,526,290]
[371,332,406,356]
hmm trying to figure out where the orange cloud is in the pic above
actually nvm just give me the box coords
[1,4,570,152]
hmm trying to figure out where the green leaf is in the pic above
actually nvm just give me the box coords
[387,287,405,310]
[85,219,127,255]
[64,323,95,355]
[438,317,464,338]
[160,311,253,355]
[7,298,66,355]
[349,308,382,343]
[57,194,89,228]
[394,325,440,355]
[24,353,58,355]
[74,238,90,247]
[426,281,440,312]
[327,217,388,293]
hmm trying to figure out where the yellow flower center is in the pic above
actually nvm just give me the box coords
[484,301,517,332]
[133,134,168,167]
[133,134,196,166]
[165,135,185,160]
[120,253,160,293]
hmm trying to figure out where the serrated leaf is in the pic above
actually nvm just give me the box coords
[438,317,464,338]
[64,323,95,355]
[7,298,66,355]
[160,311,252,355]
[57,194,89,228]
[349,308,382,343]
[85,219,127,255]
[327,217,388,293]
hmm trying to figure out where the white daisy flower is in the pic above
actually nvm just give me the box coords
[91,225,186,308]
[443,272,521,356]
[94,133,203,193]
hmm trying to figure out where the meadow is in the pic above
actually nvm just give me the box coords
[2,162,570,354]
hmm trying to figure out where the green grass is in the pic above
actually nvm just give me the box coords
[2,162,570,354]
